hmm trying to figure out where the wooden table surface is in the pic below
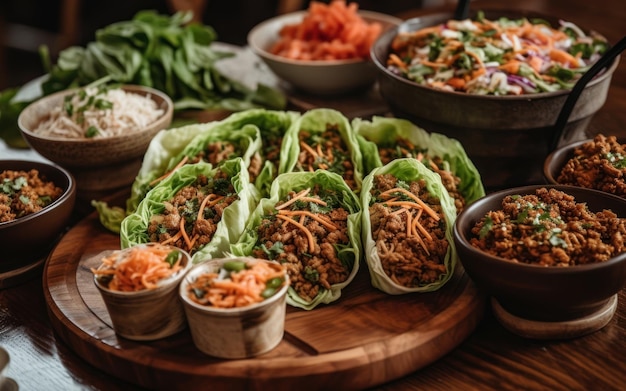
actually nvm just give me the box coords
[1,0,626,389]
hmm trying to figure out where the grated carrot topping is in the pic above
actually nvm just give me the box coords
[380,188,440,220]
[275,188,311,210]
[149,156,189,186]
[92,244,184,292]
[186,261,286,308]
[279,209,338,231]
[276,214,315,252]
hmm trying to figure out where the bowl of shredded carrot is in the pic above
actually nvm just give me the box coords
[92,243,192,341]
[247,1,401,95]
[371,9,619,190]
[179,257,290,358]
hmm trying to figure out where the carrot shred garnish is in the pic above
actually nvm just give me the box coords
[149,156,189,186]
[92,244,184,292]
[276,214,316,252]
[186,261,286,308]
[179,217,192,251]
[380,188,440,220]
[275,188,311,210]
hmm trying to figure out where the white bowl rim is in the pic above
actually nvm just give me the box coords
[179,257,290,313]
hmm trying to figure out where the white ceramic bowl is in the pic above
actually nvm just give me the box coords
[248,10,401,95]
[179,257,289,359]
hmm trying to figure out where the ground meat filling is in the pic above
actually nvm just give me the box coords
[557,134,626,198]
[378,138,465,212]
[0,169,63,223]
[189,140,262,182]
[251,186,351,303]
[297,126,356,189]
[470,187,626,266]
[146,171,238,254]
[369,174,449,287]
[262,133,283,167]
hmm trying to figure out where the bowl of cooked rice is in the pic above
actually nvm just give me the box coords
[17,84,173,197]
[247,1,401,95]
[454,184,626,339]
[371,9,620,189]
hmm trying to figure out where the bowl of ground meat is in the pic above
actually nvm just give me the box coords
[544,134,626,197]
[0,160,76,264]
[454,185,626,339]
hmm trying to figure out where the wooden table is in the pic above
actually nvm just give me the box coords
[1,0,626,389]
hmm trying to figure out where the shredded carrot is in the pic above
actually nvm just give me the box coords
[160,230,183,246]
[498,60,521,74]
[196,194,216,222]
[279,209,338,231]
[92,244,184,292]
[180,217,193,251]
[380,187,440,221]
[186,261,286,308]
[269,0,383,61]
[276,213,316,252]
[149,156,189,186]
[275,188,311,210]
[300,140,319,158]
[387,53,407,70]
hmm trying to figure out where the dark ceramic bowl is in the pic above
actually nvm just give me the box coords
[371,10,620,190]
[454,185,626,324]
[543,139,590,185]
[544,136,626,198]
[0,160,76,264]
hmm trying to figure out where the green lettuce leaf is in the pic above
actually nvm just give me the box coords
[121,159,259,263]
[352,116,485,205]
[360,158,458,294]
[280,108,364,193]
[230,170,362,310]
[126,108,299,213]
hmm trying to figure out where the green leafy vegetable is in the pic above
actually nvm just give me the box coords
[0,10,286,146]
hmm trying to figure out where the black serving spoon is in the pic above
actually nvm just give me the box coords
[549,35,626,151]
[454,0,471,20]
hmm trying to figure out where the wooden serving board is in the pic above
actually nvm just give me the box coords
[43,206,485,391]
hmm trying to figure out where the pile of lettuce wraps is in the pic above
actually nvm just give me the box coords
[95,108,485,310]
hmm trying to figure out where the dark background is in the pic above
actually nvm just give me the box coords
[0,0,433,91]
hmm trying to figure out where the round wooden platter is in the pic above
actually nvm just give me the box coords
[43,208,486,391]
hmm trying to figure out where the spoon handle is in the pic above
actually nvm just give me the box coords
[550,35,626,150]
[454,0,471,20]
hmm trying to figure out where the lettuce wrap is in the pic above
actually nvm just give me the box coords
[280,108,364,193]
[352,116,485,210]
[121,159,258,263]
[361,158,458,294]
[230,170,362,310]
[128,108,299,213]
